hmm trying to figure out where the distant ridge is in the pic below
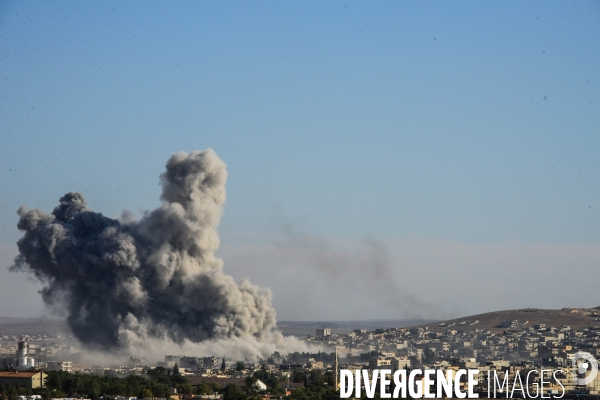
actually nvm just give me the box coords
[2,307,599,338]
[0,317,68,336]
[416,307,600,333]
[277,308,600,337]
[277,319,437,336]
[0,316,62,324]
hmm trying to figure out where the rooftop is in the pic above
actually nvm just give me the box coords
[0,371,45,378]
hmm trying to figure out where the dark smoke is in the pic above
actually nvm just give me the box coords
[11,149,277,351]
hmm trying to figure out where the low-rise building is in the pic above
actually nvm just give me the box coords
[0,371,47,389]
[46,361,72,372]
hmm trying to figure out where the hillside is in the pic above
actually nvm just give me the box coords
[278,308,600,337]
[0,318,69,336]
[277,319,436,336]
[416,307,600,333]
[1,307,599,339]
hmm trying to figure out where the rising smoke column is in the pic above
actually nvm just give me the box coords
[11,149,277,350]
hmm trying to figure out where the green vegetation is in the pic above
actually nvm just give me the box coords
[0,383,22,400]
[0,366,190,400]
[235,361,245,372]
[44,370,172,400]
[0,366,341,400]
[286,369,337,400]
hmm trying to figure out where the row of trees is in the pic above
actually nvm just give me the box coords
[0,366,190,400]
[282,351,336,365]
[0,384,28,400]
[217,369,338,400]
[0,365,341,400]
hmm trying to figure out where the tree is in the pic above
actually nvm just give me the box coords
[195,382,212,395]
[140,388,153,400]
[289,387,310,400]
[291,370,305,383]
[38,387,52,400]
[220,357,226,371]
[221,384,244,400]
[6,385,17,400]
[252,370,283,395]
[243,376,258,395]
[235,361,245,371]
[177,383,192,395]
[82,379,101,400]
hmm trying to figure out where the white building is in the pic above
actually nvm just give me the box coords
[254,379,267,391]
[316,328,332,338]
[15,339,35,371]
[46,361,72,372]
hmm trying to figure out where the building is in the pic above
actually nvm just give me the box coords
[254,379,267,391]
[0,371,47,389]
[316,328,331,338]
[15,339,36,371]
[202,356,220,368]
[368,357,392,369]
[46,361,72,372]
[156,360,177,368]
[391,358,411,371]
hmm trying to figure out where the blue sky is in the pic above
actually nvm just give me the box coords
[1,1,599,320]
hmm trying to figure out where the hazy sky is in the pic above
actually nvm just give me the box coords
[1,1,599,321]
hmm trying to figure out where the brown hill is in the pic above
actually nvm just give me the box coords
[416,307,600,333]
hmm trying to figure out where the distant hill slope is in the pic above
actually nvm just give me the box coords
[0,317,68,336]
[277,319,437,336]
[278,308,600,337]
[416,307,600,333]
[0,317,37,324]
[2,307,598,339]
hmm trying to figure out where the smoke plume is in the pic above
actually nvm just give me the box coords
[11,149,280,353]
